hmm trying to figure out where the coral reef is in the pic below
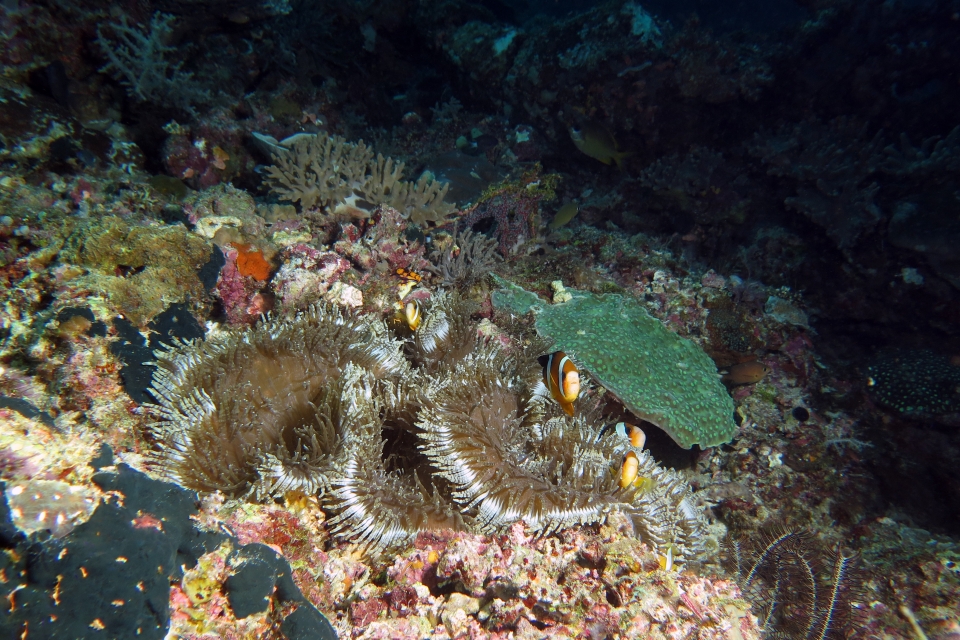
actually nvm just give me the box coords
[460,167,558,256]
[888,198,960,290]
[335,519,760,639]
[426,225,501,290]
[54,215,211,326]
[161,114,254,189]
[725,527,862,639]
[147,293,710,563]
[0,449,334,640]
[706,295,763,359]
[2,0,960,636]
[748,118,885,250]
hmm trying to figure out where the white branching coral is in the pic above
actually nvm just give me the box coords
[96,12,211,114]
[264,131,456,227]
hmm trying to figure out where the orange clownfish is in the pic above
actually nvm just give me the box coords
[403,299,422,331]
[538,351,580,416]
[616,423,648,489]
[620,451,640,489]
[616,422,646,449]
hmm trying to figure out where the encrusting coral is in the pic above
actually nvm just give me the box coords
[147,292,709,562]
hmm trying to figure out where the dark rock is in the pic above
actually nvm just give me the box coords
[111,303,205,403]
[281,605,339,640]
[224,543,289,618]
[0,461,336,639]
[198,244,226,291]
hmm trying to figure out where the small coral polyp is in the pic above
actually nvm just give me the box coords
[147,293,708,561]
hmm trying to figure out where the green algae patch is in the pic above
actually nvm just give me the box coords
[494,281,737,449]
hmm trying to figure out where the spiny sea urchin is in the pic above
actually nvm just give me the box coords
[147,292,709,560]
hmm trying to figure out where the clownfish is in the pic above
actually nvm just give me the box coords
[617,452,656,492]
[599,421,649,490]
[616,454,656,492]
[403,299,422,331]
[657,545,677,572]
[615,422,646,449]
[620,451,640,489]
[538,351,580,416]
[598,421,646,448]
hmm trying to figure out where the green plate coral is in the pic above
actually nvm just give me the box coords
[494,282,737,449]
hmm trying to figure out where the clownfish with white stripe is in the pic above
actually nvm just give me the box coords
[538,351,580,416]
[403,299,423,331]
[615,421,646,449]
[608,422,648,489]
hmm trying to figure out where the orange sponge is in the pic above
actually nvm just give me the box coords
[233,243,272,282]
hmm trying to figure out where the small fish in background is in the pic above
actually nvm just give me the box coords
[658,544,679,571]
[395,268,423,300]
[539,351,580,416]
[570,121,631,169]
[56,313,93,339]
[549,200,580,230]
[395,267,423,283]
[720,361,771,385]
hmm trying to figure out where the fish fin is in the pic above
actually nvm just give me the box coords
[561,401,574,416]
[537,354,550,368]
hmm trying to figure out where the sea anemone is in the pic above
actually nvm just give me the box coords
[426,225,502,289]
[147,292,709,561]
[147,304,408,498]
